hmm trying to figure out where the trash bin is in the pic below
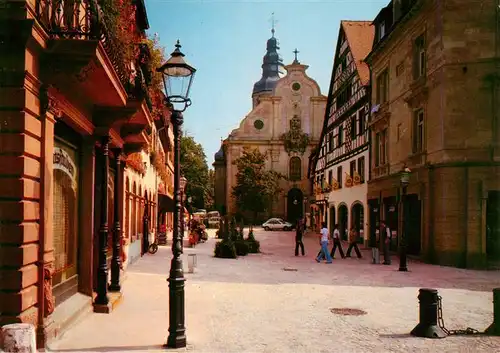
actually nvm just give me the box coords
[187,254,197,273]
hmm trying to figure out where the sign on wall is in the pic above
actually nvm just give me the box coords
[53,146,77,188]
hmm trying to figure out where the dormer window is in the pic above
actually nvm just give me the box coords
[379,22,386,40]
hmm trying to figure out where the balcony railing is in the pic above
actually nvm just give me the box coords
[36,0,99,39]
[35,0,147,98]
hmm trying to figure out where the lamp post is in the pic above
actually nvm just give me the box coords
[157,40,196,349]
[399,167,411,272]
[324,193,329,226]
[180,176,187,237]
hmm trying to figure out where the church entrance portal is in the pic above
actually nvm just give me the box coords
[287,188,303,225]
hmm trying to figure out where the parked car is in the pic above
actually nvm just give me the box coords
[262,218,294,231]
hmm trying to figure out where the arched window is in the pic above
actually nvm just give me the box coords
[289,157,301,181]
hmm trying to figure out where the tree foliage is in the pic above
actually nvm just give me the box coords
[231,147,285,221]
[180,135,210,210]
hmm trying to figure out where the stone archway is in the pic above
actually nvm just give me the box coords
[338,204,348,241]
[287,188,304,225]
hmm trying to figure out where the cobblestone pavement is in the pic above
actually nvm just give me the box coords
[47,228,500,353]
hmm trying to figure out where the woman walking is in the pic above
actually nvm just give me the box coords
[330,224,345,259]
[316,222,332,263]
[346,226,362,258]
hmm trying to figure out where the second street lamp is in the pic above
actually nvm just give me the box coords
[157,40,196,349]
[399,167,411,272]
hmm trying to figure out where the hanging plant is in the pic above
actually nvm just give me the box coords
[126,152,146,175]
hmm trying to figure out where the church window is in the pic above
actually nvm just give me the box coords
[292,82,301,91]
[289,157,301,181]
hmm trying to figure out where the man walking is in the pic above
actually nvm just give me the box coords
[295,218,305,256]
[330,224,345,259]
[316,222,332,263]
[380,220,392,265]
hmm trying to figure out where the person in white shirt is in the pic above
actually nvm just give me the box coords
[330,224,345,259]
[316,222,332,263]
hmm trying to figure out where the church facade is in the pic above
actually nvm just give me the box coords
[213,30,327,223]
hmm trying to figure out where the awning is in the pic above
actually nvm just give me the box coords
[159,194,174,212]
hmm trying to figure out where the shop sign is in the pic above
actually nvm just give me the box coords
[53,147,77,187]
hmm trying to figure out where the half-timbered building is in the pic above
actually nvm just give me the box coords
[309,21,374,243]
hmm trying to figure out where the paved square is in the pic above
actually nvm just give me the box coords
[47,229,500,353]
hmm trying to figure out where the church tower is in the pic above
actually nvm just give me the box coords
[251,27,285,108]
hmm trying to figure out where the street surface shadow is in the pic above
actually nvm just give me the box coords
[379,333,415,339]
[48,344,169,352]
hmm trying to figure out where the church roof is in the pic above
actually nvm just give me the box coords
[340,20,374,85]
[252,29,285,95]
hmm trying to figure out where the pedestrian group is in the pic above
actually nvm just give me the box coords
[294,217,393,265]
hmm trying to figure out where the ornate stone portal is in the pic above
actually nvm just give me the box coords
[281,115,310,155]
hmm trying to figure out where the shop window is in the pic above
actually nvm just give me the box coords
[52,140,79,289]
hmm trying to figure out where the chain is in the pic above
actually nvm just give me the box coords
[437,295,483,336]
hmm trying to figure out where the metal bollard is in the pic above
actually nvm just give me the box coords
[485,288,500,336]
[410,288,447,338]
[187,253,197,273]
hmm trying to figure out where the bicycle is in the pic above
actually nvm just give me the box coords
[148,238,159,254]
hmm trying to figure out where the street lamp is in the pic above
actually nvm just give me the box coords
[157,40,196,349]
[180,176,187,235]
[399,167,411,272]
[324,193,329,225]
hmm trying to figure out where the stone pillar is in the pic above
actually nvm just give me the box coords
[79,138,96,296]
[93,135,110,311]
[109,150,122,292]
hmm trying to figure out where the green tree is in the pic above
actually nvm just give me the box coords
[180,135,210,210]
[231,147,285,223]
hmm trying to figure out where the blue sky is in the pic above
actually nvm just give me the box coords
[145,0,388,167]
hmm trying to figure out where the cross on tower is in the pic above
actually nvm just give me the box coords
[269,12,278,37]
[293,48,300,63]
